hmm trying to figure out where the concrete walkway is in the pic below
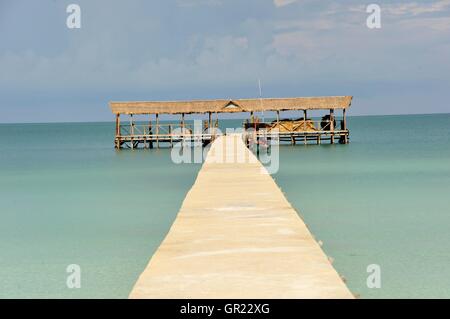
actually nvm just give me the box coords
[129,134,353,298]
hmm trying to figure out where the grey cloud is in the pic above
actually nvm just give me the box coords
[0,0,449,122]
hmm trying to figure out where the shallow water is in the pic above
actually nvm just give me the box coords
[1,114,450,298]
[272,114,450,298]
[0,122,201,298]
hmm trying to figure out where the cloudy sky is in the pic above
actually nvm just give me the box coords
[1,0,449,122]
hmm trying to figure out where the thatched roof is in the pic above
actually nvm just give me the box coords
[109,96,352,115]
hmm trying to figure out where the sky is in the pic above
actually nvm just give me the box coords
[0,0,449,123]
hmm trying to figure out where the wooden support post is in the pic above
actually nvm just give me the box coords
[330,109,335,144]
[208,112,212,129]
[208,112,212,140]
[343,108,348,144]
[149,116,153,149]
[156,114,160,148]
[181,113,185,146]
[115,114,120,149]
[214,112,218,139]
[115,114,120,136]
[342,108,347,130]
[317,134,321,145]
[276,111,280,142]
[303,110,307,145]
[130,114,134,149]
[169,124,173,148]
[206,112,211,143]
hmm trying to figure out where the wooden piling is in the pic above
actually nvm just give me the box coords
[148,117,153,149]
[343,109,348,144]
[330,109,335,144]
[130,114,134,150]
[156,113,160,148]
[115,114,120,149]
[208,112,212,131]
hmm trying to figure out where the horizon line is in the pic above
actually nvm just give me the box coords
[0,111,449,125]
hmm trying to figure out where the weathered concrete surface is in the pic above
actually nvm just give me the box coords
[129,134,353,299]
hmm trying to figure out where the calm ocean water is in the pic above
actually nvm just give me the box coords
[1,114,449,298]
[273,114,450,298]
[0,122,201,298]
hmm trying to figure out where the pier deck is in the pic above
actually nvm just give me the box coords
[129,134,353,299]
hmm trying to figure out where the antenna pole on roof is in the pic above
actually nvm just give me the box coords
[258,78,264,122]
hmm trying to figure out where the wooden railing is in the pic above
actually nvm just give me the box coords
[242,119,347,133]
[118,122,220,138]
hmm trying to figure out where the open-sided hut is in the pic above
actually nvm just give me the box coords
[109,96,352,149]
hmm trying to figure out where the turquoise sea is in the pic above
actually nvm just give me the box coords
[273,114,450,298]
[1,114,450,298]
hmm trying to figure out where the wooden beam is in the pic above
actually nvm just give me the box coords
[330,109,334,144]
[149,116,153,149]
[343,108,348,144]
[343,109,347,130]
[208,112,212,131]
[115,113,121,149]
[180,113,185,146]
[156,113,160,148]
[130,114,134,149]
[115,114,120,136]
[276,111,280,141]
[303,110,307,144]
[214,112,218,139]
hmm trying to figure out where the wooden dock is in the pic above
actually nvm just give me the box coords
[129,134,353,299]
[110,96,352,149]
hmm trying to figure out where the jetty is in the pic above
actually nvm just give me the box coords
[109,96,352,149]
[129,134,353,299]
